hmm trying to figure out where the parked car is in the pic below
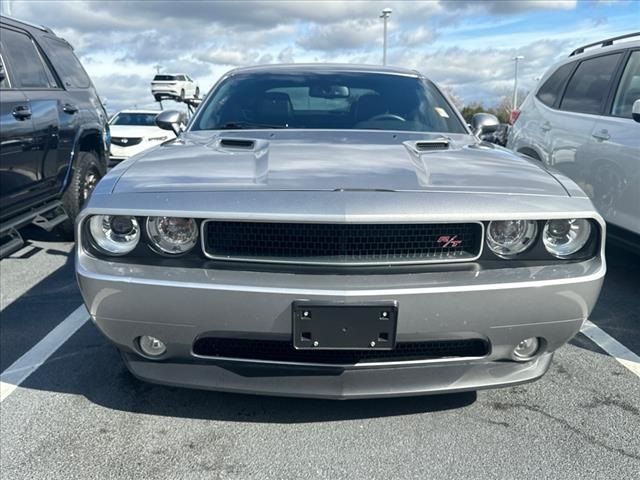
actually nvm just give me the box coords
[77,64,605,399]
[108,109,175,164]
[151,74,199,101]
[507,33,640,246]
[480,123,509,146]
[0,16,109,256]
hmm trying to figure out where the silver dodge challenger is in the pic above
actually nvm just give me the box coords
[76,65,606,399]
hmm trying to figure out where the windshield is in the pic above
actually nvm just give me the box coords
[110,112,158,126]
[153,75,175,81]
[191,71,466,133]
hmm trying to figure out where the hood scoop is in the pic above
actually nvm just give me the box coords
[219,138,257,149]
[413,138,451,151]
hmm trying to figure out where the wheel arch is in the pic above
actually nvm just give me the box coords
[517,146,543,161]
[60,125,108,194]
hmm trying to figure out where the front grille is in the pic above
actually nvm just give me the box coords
[111,137,142,147]
[204,221,482,265]
[192,337,489,364]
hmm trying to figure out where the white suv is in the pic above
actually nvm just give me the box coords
[508,33,640,243]
[151,74,199,101]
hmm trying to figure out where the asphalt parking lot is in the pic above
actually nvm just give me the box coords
[0,227,639,479]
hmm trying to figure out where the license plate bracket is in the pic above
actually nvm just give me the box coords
[292,302,398,350]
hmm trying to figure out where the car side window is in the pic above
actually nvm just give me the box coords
[611,51,640,118]
[0,54,10,89]
[536,62,575,108]
[43,37,91,88]
[559,53,622,115]
[0,27,56,89]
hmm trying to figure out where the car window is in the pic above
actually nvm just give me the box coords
[43,37,91,88]
[560,53,622,115]
[154,75,175,81]
[178,75,186,81]
[0,54,10,88]
[611,51,640,118]
[0,27,56,89]
[110,112,158,126]
[536,62,575,107]
[192,72,466,134]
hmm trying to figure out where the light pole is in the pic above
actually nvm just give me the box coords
[380,8,392,65]
[153,64,163,74]
[512,56,524,111]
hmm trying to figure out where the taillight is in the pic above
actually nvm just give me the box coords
[509,109,521,125]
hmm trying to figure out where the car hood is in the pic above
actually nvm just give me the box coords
[112,130,567,196]
[109,125,171,139]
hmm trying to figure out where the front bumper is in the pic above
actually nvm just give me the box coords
[77,250,605,398]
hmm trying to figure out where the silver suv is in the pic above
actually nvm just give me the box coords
[507,33,640,242]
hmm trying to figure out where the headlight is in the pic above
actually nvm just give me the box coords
[486,220,537,257]
[542,219,591,257]
[146,217,198,255]
[88,215,140,255]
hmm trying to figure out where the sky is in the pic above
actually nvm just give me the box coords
[3,0,639,113]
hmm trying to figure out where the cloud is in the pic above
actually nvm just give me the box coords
[297,20,380,51]
[399,26,438,47]
[277,46,295,63]
[7,0,634,112]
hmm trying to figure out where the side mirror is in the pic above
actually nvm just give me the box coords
[471,113,500,137]
[156,110,184,136]
[633,99,640,123]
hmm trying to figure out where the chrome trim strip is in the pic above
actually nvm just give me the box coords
[190,351,489,369]
[199,220,485,266]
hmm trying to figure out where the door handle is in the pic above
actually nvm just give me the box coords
[63,103,79,114]
[541,121,552,132]
[592,129,610,141]
[12,106,32,120]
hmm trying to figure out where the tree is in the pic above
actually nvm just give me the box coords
[494,88,529,123]
[460,103,486,123]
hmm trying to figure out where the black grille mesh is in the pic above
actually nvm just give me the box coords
[205,222,482,264]
[192,337,489,364]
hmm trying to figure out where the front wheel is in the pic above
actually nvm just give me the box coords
[58,151,104,239]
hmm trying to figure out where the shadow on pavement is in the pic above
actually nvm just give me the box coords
[0,228,81,371]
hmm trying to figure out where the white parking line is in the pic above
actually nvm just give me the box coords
[581,320,640,378]
[0,305,89,403]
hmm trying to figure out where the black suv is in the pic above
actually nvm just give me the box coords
[0,16,109,257]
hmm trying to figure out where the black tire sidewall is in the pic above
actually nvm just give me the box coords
[59,151,103,237]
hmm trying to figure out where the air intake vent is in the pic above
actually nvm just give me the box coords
[192,337,490,364]
[415,139,450,151]
[219,138,255,149]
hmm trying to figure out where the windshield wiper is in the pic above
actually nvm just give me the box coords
[219,121,287,130]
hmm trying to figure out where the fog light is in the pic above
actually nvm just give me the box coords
[513,337,539,359]
[138,336,166,357]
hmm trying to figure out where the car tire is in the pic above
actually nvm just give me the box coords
[58,151,104,239]
[195,87,200,98]
[180,88,185,100]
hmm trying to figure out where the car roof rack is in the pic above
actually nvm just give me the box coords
[569,32,640,56]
